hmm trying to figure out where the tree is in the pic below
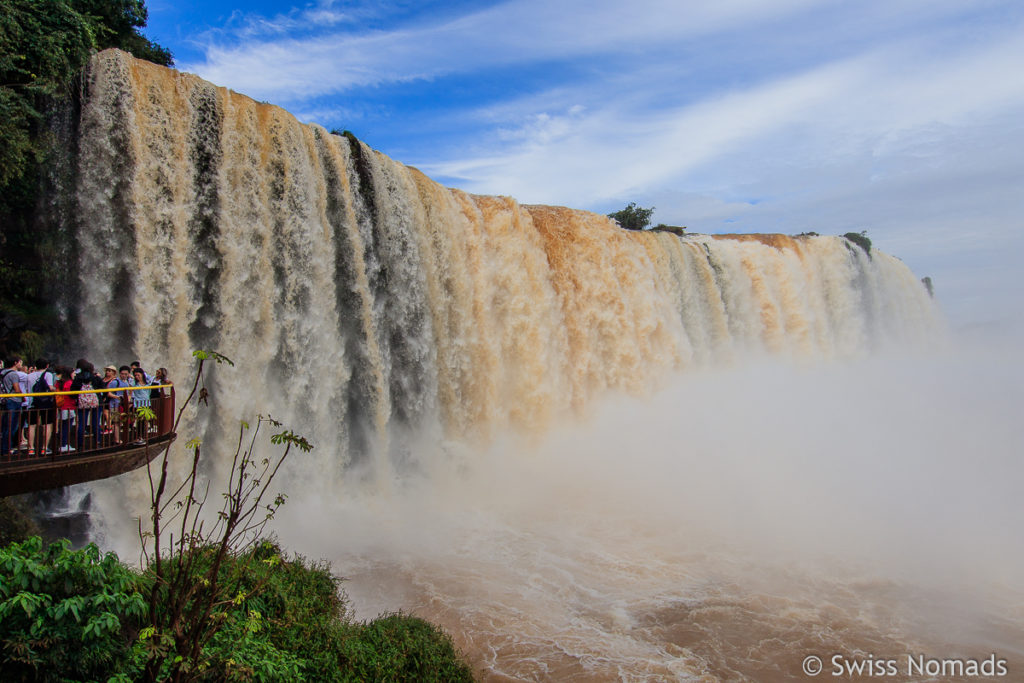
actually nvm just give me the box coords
[70,0,173,66]
[134,350,313,682]
[0,0,95,187]
[608,202,655,231]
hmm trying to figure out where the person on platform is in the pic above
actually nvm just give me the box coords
[103,364,130,445]
[25,359,56,455]
[54,366,76,453]
[15,361,31,450]
[130,361,154,385]
[71,359,103,450]
[1,357,24,456]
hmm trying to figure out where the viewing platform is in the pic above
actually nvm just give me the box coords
[0,384,175,497]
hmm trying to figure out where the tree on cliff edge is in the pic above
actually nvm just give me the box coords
[70,0,173,66]
[608,202,655,231]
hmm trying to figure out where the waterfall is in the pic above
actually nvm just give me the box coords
[63,50,942,479]
[51,51,1002,680]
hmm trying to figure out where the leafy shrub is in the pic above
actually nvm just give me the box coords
[135,541,475,682]
[338,613,475,683]
[651,223,686,236]
[230,543,352,678]
[0,536,145,681]
[0,536,476,682]
[144,540,346,681]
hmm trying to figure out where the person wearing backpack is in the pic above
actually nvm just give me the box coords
[1,357,25,456]
[26,358,56,455]
[71,359,103,451]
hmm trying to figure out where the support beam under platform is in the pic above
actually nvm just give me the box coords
[0,434,176,497]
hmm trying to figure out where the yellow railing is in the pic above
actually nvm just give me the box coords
[0,383,174,399]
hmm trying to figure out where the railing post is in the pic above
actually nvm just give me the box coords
[159,386,175,436]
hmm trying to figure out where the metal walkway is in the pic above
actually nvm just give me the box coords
[0,383,176,496]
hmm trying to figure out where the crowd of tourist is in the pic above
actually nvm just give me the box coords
[0,356,172,457]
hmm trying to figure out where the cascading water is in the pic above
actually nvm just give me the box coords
[56,51,1024,681]
[67,51,940,462]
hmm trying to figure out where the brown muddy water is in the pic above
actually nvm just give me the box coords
[284,350,1024,681]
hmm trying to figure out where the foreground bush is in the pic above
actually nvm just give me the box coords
[0,537,145,681]
[168,541,474,682]
[0,537,474,682]
[338,613,475,683]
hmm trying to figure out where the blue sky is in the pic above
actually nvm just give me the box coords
[142,0,1024,331]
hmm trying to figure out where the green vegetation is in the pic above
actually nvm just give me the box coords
[339,612,474,682]
[0,0,171,189]
[0,0,171,358]
[608,202,655,231]
[0,538,474,682]
[0,537,145,681]
[71,0,172,65]
[842,230,872,256]
[650,223,686,236]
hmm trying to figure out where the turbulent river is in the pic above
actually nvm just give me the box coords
[53,50,1023,680]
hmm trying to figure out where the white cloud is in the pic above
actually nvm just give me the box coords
[420,29,1024,206]
[182,0,1010,102]
[184,0,823,99]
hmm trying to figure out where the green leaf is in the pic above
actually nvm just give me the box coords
[269,430,314,452]
[192,349,234,365]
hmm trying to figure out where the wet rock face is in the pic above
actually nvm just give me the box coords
[10,489,92,548]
